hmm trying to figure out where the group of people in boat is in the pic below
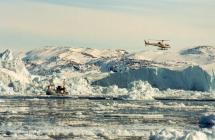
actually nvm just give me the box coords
[46,79,68,96]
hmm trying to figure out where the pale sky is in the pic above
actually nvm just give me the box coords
[0,0,215,51]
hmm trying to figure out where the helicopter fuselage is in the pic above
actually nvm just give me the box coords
[145,40,170,49]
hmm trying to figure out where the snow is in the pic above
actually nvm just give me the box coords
[180,46,215,64]
[23,47,128,75]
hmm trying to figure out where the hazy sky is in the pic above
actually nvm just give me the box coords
[0,0,215,51]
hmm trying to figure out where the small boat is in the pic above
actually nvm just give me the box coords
[46,85,69,96]
[46,80,69,96]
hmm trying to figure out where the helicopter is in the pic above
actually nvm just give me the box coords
[144,40,171,50]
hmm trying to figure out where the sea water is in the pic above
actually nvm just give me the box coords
[0,97,214,139]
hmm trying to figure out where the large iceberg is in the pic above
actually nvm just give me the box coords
[93,65,212,92]
[92,46,215,92]
[21,46,215,92]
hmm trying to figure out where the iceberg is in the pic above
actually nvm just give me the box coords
[93,65,212,92]
[92,46,215,92]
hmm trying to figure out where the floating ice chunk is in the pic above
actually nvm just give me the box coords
[66,77,95,95]
[199,113,215,129]
[184,131,208,140]
[127,80,159,100]
[150,128,215,140]
[149,128,184,140]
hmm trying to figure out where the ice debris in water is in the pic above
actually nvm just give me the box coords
[126,80,160,100]
[150,129,185,140]
[66,77,95,95]
[64,78,159,100]
[150,128,215,140]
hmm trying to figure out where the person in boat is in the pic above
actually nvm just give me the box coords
[47,85,57,95]
[56,86,66,95]
[46,79,57,95]
[61,79,68,95]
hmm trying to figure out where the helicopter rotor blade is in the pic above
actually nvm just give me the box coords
[147,39,170,42]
